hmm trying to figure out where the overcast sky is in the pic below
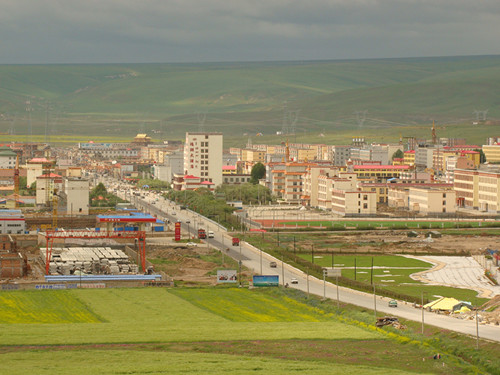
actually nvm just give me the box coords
[1,0,499,64]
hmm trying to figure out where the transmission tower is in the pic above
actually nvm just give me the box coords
[289,110,300,136]
[45,103,52,144]
[25,98,33,142]
[197,112,206,132]
[281,101,288,134]
[8,113,17,135]
[354,110,367,127]
[473,109,488,122]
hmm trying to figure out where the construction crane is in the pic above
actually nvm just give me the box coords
[52,188,58,229]
[14,152,20,209]
[431,120,437,145]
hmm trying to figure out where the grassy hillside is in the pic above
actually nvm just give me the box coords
[0,55,499,143]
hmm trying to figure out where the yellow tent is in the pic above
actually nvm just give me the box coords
[424,297,460,311]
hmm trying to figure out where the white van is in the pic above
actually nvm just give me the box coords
[207,231,215,238]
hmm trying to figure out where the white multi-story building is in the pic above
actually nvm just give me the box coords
[64,177,89,215]
[184,132,223,187]
[0,147,17,169]
[0,209,25,234]
[415,146,436,169]
[152,151,184,183]
[408,187,456,214]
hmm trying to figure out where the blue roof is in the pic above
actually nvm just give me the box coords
[97,212,156,220]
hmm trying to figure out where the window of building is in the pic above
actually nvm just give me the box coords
[363,203,368,209]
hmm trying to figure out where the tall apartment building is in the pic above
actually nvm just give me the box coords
[332,146,351,166]
[415,146,437,169]
[184,132,223,187]
[455,167,500,212]
[482,144,500,163]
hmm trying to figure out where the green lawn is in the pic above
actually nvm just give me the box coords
[294,253,488,305]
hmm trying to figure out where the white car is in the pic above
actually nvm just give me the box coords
[290,278,299,284]
[207,231,214,238]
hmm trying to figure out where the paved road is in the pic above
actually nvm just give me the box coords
[102,178,500,343]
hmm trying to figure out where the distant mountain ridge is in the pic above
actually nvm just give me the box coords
[0,55,498,138]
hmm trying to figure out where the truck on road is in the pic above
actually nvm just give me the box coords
[232,237,240,246]
[198,229,207,239]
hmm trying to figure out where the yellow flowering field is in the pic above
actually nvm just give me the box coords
[170,287,335,322]
[0,290,103,324]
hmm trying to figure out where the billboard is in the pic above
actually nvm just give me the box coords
[217,270,238,283]
[175,222,181,241]
[253,275,279,287]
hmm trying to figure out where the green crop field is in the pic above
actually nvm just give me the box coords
[1,55,500,145]
[284,220,495,230]
[0,287,496,374]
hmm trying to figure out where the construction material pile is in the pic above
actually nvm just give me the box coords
[451,296,500,325]
[376,316,407,330]
[40,247,138,275]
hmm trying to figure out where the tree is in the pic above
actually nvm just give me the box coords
[475,149,486,164]
[392,149,404,160]
[250,162,266,184]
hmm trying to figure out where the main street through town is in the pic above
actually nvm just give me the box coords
[102,178,500,343]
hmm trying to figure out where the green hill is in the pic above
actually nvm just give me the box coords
[0,55,499,142]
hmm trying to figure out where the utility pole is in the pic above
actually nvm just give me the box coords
[306,268,309,298]
[354,258,357,281]
[476,309,479,349]
[421,291,426,335]
[323,269,326,300]
[370,257,374,285]
[336,274,340,309]
[281,255,285,286]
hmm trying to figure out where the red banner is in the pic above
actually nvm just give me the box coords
[175,222,181,241]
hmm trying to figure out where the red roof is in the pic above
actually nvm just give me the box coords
[38,173,62,178]
[201,181,214,185]
[223,166,237,170]
[28,158,50,163]
[404,150,415,154]
[354,165,410,170]
[184,175,199,179]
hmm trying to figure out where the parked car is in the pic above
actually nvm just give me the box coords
[269,261,277,268]
[290,278,299,284]
[185,219,190,223]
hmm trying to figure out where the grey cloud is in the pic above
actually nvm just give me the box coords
[0,0,499,63]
